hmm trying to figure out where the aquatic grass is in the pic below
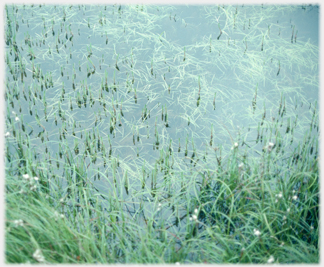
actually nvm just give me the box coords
[5,3,318,264]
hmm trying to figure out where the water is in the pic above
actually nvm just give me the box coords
[4,4,319,244]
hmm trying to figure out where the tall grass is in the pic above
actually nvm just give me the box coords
[5,4,319,263]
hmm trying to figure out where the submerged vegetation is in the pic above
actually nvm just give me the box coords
[5,4,319,263]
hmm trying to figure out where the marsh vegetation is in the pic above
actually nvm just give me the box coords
[5,4,319,263]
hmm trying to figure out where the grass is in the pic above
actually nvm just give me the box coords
[6,138,319,263]
[5,3,319,264]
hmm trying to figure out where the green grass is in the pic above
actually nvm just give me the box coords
[5,136,319,263]
[5,3,319,263]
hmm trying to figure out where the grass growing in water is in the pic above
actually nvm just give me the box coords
[5,4,319,263]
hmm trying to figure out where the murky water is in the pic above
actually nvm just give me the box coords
[5,4,319,236]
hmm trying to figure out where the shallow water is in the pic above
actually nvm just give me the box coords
[5,4,319,234]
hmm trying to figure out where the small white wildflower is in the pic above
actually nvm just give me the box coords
[287,208,290,212]
[189,217,192,221]
[231,142,239,150]
[30,185,37,191]
[283,216,287,221]
[54,211,64,221]
[15,116,20,121]
[194,208,198,214]
[14,219,24,227]
[292,195,298,201]
[157,203,162,211]
[5,132,10,137]
[275,198,278,203]
[33,249,45,263]
[34,176,39,181]
[238,162,244,169]
[277,192,282,198]
[268,142,274,152]
[267,255,275,263]
[59,198,64,203]
[192,214,197,221]
[11,111,16,115]
[22,174,30,180]
[253,228,261,236]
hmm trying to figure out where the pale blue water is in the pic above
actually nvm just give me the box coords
[5,4,319,236]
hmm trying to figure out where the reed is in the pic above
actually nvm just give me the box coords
[4,3,318,265]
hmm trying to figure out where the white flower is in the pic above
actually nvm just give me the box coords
[33,249,45,263]
[5,132,10,137]
[34,176,39,181]
[15,116,20,121]
[292,195,298,200]
[30,185,37,191]
[268,142,274,152]
[157,203,162,211]
[14,219,24,227]
[19,189,25,194]
[253,228,261,236]
[54,211,65,221]
[192,214,197,221]
[59,198,64,203]
[283,216,287,221]
[238,163,244,170]
[277,192,282,198]
[267,255,275,263]
[287,208,290,212]
[23,174,30,180]
[232,142,239,150]
[194,208,198,214]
